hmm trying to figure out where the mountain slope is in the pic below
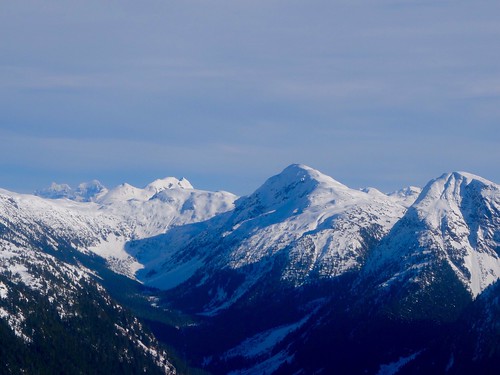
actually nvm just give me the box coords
[1,166,499,375]
[0,238,175,374]
[35,180,108,202]
[132,164,411,316]
[0,176,238,373]
[135,168,499,374]
[1,176,236,279]
[361,172,500,320]
[230,172,499,374]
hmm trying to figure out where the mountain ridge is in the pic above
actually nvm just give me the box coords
[362,170,500,301]
[1,164,499,374]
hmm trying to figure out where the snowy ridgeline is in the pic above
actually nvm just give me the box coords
[1,165,500,307]
[123,165,500,313]
[0,176,236,280]
[0,164,499,375]
[127,164,422,298]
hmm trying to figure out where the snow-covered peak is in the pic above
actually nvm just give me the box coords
[361,187,387,197]
[389,186,421,198]
[366,171,500,298]
[138,165,409,301]
[2,175,238,280]
[98,183,148,203]
[234,164,350,217]
[411,172,499,232]
[99,177,194,204]
[275,164,347,191]
[75,180,108,201]
[35,180,107,202]
[35,182,73,200]
[415,171,496,207]
[145,177,193,193]
[388,186,422,207]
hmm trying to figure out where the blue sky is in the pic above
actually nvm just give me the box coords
[1,0,499,195]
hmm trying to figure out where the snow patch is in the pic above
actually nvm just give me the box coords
[142,257,203,290]
[0,282,8,299]
[377,351,421,375]
[224,314,311,359]
[228,350,293,375]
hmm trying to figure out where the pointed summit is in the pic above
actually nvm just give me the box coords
[415,171,495,206]
[235,164,349,218]
[273,164,347,190]
[365,171,500,302]
[412,171,499,231]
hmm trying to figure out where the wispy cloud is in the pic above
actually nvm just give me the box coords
[0,66,108,90]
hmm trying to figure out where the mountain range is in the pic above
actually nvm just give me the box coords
[1,164,498,374]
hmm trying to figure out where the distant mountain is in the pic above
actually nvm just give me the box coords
[360,172,500,320]
[35,180,108,202]
[388,185,422,207]
[132,164,411,312]
[130,166,498,374]
[1,165,499,374]
[0,176,236,373]
[96,177,193,204]
[11,178,237,278]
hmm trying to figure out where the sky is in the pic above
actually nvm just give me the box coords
[1,0,499,196]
